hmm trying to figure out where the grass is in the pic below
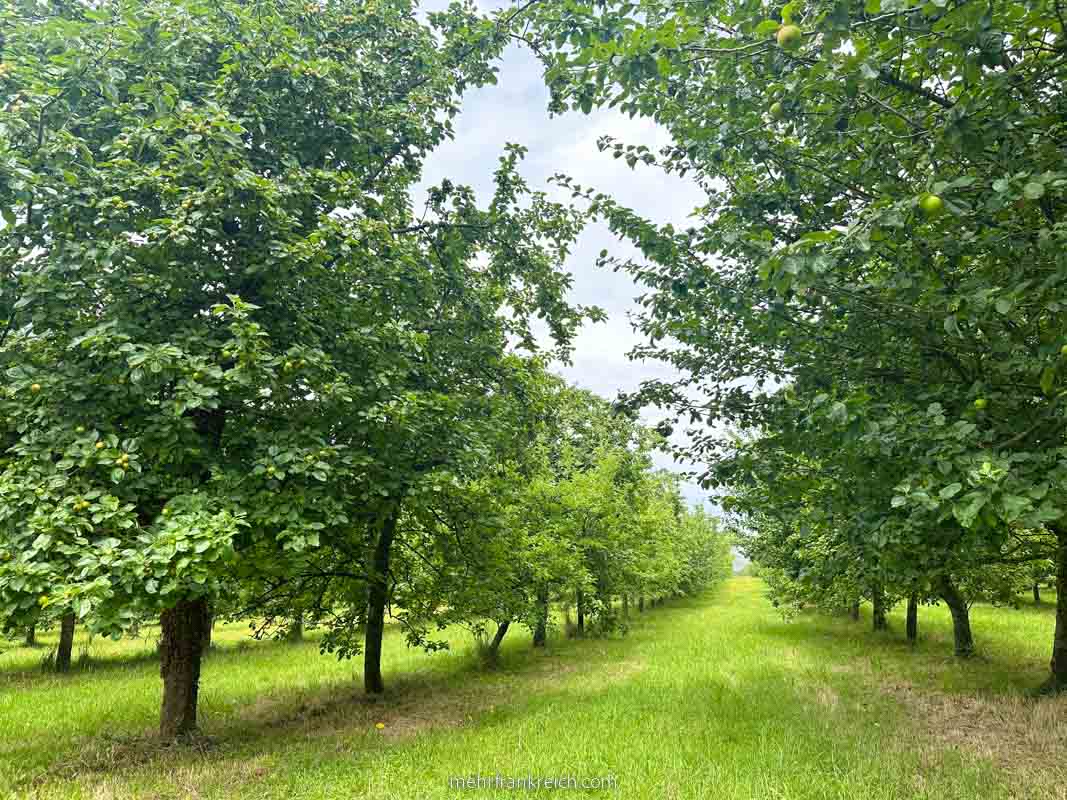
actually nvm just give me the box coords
[1,579,1063,799]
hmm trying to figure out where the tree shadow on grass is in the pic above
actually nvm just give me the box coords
[8,626,621,795]
[753,600,1054,695]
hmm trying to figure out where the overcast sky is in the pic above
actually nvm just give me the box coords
[414,19,712,506]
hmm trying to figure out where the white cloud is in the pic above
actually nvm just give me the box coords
[416,35,710,507]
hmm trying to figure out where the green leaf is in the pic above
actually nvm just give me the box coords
[939,483,962,499]
[1023,182,1045,200]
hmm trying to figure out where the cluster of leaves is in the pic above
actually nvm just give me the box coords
[0,0,589,647]
[246,375,732,657]
[525,0,1066,676]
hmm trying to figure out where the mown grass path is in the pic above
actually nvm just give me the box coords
[2,578,1062,799]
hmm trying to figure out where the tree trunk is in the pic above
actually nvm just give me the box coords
[938,577,974,658]
[532,590,548,647]
[287,615,304,643]
[1046,527,1067,691]
[849,602,860,621]
[871,586,887,631]
[575,589,585,636]
[906,593,918,645]
[201,605,213,651]
[160,597,208,739]
[1034,583,1042,605]
[486,620,510,663]
[638,597,645,612]
[24,625,36,647]
[55,613,76,673]
[622,595,630,619]
[364,505,399,695]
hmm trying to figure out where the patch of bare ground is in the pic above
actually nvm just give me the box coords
[883,679,1067,792]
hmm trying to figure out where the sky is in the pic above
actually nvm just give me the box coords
[414,25,713,507]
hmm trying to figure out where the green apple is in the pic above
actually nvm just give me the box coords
[30,383,41,393]
[777,24,803,50]
[974,397,987,410]
[769,101,785,119]
[920,194,944,216]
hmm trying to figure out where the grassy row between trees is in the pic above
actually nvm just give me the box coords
[2,578,1064,799]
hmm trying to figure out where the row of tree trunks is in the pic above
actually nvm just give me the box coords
[149,525,1067,741]
[364,504,400,695]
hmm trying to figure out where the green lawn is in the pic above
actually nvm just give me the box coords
[1,579,1063,799]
